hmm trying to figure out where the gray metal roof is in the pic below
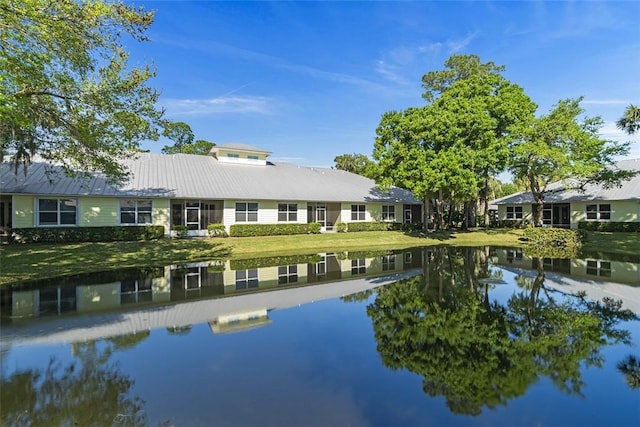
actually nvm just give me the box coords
[493,158,640,205]
[0,153,420,204]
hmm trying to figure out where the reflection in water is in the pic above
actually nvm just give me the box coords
[1,339,147,426]
[367,247,638,416]
[0,247,638,425]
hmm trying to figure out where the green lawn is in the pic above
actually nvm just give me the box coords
[0,229,524,285]
[0,229,636,286]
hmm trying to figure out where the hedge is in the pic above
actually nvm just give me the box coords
[521,226,584,249]
[578,221,640,232]
[344,222,401,232]
[11,225,165,243]
[229,222,321,237]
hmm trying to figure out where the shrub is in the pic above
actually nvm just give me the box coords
[172,225,189,238]
[578,221,640,232]
[207,223,228,238]
[521,226,583,249]
[308,222,321,234]
[336,222,347,233]
[229,223,319,237]
[345,222,398,232]
[11,225,165,243]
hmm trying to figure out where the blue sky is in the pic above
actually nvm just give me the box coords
[127,1,640,169]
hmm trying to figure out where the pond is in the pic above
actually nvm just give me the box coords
[1,246,639,426]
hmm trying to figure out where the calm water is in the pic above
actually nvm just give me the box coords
[1,247,639,426]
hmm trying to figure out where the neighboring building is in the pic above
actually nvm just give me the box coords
[493,159,640,229]
[0,143,422,236]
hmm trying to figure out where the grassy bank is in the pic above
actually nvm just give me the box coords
[0,229,524,285]
[1,229,636,286]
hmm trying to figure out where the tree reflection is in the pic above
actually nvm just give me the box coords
[367,247,637,416]
[1,335,148,426]
[617,355,640,389]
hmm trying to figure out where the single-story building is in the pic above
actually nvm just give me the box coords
[0,143,422,236]
[492,159,640,229]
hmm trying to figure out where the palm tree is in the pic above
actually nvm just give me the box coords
[616,104,640,135]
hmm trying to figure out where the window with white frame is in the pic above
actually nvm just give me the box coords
[235,202,258,222]
[382,205,395,221]
[278,265,298,284]
[351,204,365,221]
[586,204,611,221]
[506,206,523,220]
[235,269,259,290]
[120,199,152,224]
[351,259,366,275]
[382,255,396,271]
[38,198,77,225]
[278,203,298,222]
[248,155,259,160]
[586,260,612,277]
[227,153,240,159]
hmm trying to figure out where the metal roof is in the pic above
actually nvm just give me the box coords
[493,158,640,205]
[0,152,421,204]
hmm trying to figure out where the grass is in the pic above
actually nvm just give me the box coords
[1,229,636,286]
[0,229,525,285]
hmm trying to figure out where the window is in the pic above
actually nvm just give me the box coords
[586,260,612,277]
[278,265,298,284]
[38,198,77,225]
[120,199,152,224]
[382,205,395,221]
[506,206,523,220]
[278,203,298,222]
[586,204,611,221]
[227,153,240,159]
[235,202,258,222]
[382,255,396,271]
[351,259,366,275]
[351,204,365,221]
[248,155,259,160]
[236,269,259,290]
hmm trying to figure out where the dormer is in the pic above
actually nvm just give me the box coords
[210,143,272,166]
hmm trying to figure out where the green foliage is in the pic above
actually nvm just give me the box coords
[229,223,320,237]
[521,227,584,250]
[345,222,398,232]
[578,221,640,232]
[509,98,632,226]
[172,225,189,238]
[160,121,215,155]
[374,54,536,229]
[207,223,228,237]
[333,153,377,178]
[308,222,321,234]
[336,222,348,232]
[0,0,164,184]
[11,225,164,243]
[616,104,640,135]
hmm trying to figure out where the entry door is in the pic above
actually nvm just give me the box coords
[186,202,200,230]
[315,205,326,227]
[404,207,412,223]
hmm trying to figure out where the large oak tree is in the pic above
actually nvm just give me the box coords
[0,0,164,183]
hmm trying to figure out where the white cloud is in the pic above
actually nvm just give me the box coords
[599,121,640,159]
[582,99,631,106]
[375,32,480,84]
[162,96,273,116]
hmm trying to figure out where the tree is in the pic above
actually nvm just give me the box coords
[509,98,634,226]
[0,0,164,184]
[333,153,376,178]
[374,55,536,229]
[616,104,640,135]
[161,121,215,155]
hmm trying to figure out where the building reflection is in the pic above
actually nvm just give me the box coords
[495,248,640,313]
[0,249,425,340]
